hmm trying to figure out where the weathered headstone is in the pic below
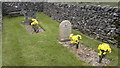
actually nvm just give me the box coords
[59,20,72,41]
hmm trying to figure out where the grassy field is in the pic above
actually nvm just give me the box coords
[0,25,2,67]
[72,30,118,66]
[2,13,89,66]
[2,12,118,66]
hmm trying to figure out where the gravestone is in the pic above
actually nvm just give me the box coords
[20,9,36,23]
[59,20,72,41]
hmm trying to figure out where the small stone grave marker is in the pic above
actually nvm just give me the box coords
[59,20,72,41]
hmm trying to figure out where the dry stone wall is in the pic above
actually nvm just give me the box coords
[43,3,119,46]
[2,2,44,15]
[0,2,2,32]
[2,2,119,47]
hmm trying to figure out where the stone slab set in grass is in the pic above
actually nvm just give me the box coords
[77,44,111,66]
[3,13,91,66]
[59,41,111,66]
[21,22,44,34]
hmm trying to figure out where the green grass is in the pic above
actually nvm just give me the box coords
[2,13,89,66]
[2,12,118,66]
[72,30,118,66]
[0,25,2,67]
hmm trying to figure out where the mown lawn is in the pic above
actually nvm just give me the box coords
[0,24,2,67]
[73,29,118,66]
[2,13,89,66]
[2,12,118,66]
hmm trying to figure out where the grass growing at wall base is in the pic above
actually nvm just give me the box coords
[0,27,2,67]
[3,13,89,66]
[2,12,118,66]
[72,30,118,66]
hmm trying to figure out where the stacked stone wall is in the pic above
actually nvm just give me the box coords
[2,2,120,47]
[43,3,119,46]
